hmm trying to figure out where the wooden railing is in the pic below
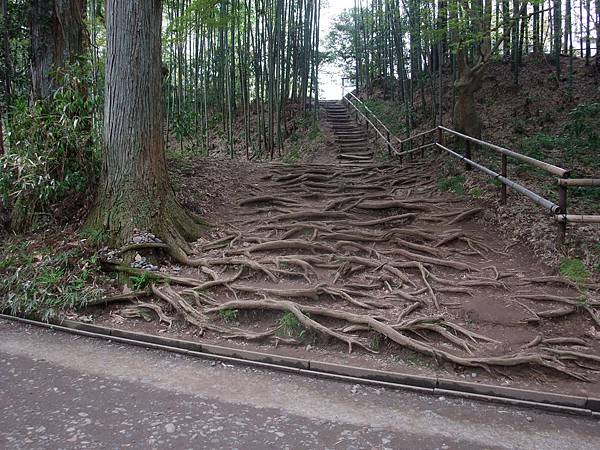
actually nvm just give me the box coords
[340,91,600,242]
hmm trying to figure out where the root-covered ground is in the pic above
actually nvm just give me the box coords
[90,103,600,395]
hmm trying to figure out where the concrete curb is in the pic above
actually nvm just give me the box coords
[1,314,598,417]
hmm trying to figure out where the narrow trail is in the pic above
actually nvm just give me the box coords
[322,101,375,166]
[105,102,600,388]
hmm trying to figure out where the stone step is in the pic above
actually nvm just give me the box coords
[334,132,366,136]
[336,149,373,156]
[338,154,373,161]
[335,136,368,141]
[339,143,369,149]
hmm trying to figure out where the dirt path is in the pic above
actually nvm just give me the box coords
[322,101,375,166]
[3,319,600,450]
[96,103,600,395]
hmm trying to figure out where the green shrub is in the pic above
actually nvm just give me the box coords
[0,244,102,321]
[0,59,102,231]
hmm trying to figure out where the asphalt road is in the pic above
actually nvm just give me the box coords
[0,318,598,449]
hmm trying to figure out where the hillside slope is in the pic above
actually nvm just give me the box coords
[357,54,600,275]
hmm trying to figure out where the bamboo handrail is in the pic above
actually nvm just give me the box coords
[557,178,600,186]
[436,143,562,214]
[344,91,393,138]
[341,96,395,150]
[555,215,600,223]
[439,126,570,177]
[396,128,437,145]
[337,86,598,233]
[394,142,436,157]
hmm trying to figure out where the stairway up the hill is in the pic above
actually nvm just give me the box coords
[322,101,375,166]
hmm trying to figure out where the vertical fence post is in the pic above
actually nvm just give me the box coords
[437,126,443,146]
[387,131,392,156]
[500,154,507,205]
[421,133,425,158]
[558,180,568,245]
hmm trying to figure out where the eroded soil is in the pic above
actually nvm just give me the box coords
[87,102,600,398]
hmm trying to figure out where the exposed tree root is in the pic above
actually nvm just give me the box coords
[516,294,600,327]
[238,196,301,207]
[226,239,338,256]
[97,159,600,384]
[200,298,589,380]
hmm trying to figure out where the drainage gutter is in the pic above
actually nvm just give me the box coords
[1,314,598,418]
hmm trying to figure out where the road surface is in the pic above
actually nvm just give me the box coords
[0,318,598,449]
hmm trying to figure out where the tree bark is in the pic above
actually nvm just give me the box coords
[1,0,13,106]
[452,49,483,140]
[30,0,87,101]
[0,110,5,155]
[87,0,203,254]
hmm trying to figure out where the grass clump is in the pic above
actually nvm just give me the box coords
[219,308,239,323]
[282,147,300,164]
[278,312,306,340]
[470,187,483,198]
[130,272,160,290]
[438,175,466,194]
[371,334,382,352]
[559,258,589,284]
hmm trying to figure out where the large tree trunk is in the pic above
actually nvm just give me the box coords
[30,0,87,101]
[452,50,483,141]
[87,0,203,255]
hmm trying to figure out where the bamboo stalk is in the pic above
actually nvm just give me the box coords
[557,178,600,186]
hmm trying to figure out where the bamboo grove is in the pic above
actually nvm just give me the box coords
[327,0,600,137]
[0,0,322,161]
[162,0,322,159]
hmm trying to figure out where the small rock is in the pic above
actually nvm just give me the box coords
[526,416,534,422]
[135,253,142,262]
[438,396,445,401]
[305,344,312,351]
[471,373,477,378]
[165,423,176,433]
